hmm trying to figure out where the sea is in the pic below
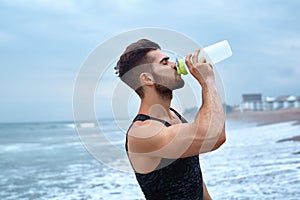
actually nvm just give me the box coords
[0,118,299,200]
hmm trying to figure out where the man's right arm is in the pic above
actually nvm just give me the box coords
[127,49,226,159]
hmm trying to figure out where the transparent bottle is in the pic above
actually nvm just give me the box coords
[177,40,233,75]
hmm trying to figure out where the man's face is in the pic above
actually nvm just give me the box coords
[147,49,185,91]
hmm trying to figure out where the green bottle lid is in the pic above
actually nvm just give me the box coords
[176,59,188,75]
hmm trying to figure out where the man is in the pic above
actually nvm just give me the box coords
[115,39,226,200]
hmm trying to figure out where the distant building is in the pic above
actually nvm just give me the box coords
[240,93,263,111]
[273,95,296,109]
[274,95,288,109]
[241,94,300,112]
[264,96,276,110]
[295,96,300,108]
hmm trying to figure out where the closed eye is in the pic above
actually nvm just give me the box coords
[160,57,170,65]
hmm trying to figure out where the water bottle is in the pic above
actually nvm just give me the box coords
[177,40,233,75]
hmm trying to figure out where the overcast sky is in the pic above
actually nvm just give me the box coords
[0,0,299,122]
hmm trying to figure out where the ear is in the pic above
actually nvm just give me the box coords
[140,72,154,86]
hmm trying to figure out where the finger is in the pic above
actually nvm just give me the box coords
[185,53,193,69]
[192,49,200,64]
[199,56,206,63]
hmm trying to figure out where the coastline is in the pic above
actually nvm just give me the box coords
[226,108,300,142]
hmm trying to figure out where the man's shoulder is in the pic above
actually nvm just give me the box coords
[128,119,166,139]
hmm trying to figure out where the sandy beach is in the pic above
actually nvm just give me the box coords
[226,108,300,125]
[226,108,300,142]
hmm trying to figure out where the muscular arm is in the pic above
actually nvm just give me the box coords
[191,78,226,154]
[128,49,226,159]
[186,49,226,154]
[203,180,212,200]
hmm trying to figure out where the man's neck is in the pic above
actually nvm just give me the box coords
[138,91,173,119]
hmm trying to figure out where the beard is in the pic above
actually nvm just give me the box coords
[154,83,173,100]
[153,74,185,100]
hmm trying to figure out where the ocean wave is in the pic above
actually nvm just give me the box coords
[0,143,41,153]
[1,119,299,199]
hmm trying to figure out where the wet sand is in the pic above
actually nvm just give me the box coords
[226,108,300,142]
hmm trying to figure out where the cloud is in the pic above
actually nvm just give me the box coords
[0,30,20,45]
[2,0,79,14]
[260,34,300,58]
[0,0,299,121]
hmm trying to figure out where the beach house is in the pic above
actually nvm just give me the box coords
[240,93,263,111]
[242,94,300,111]
[264,97,276,110]
[295,96,300,108]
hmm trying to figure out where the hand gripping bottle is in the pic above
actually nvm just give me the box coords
[176,40,232,75]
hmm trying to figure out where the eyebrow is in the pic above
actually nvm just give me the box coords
[159,57,170,63]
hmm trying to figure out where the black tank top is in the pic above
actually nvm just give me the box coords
[125,108,203,200]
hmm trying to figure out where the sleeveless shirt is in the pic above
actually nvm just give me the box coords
[125,108,203,200]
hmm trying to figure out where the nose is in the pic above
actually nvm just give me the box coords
[170,61,177,70]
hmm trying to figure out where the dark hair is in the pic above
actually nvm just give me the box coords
[115,39,161,98]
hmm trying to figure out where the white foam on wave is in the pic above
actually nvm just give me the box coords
[201,120,300,199]
[0,143,41,153]
[38,162,144,200]
[74,122,99,129]
[2,120,299,199]
[64,123,75,129]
